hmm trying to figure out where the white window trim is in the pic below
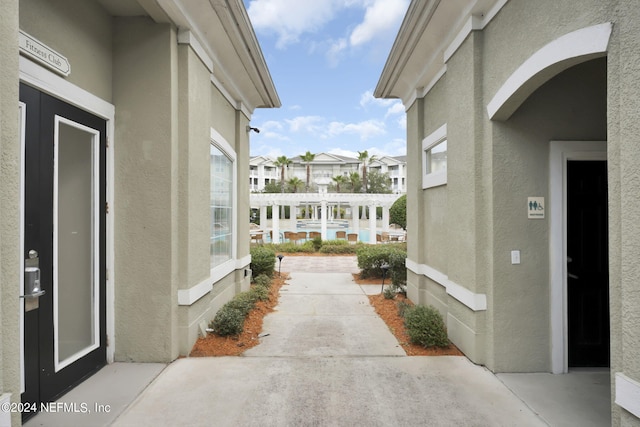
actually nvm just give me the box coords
[422,124,447,189]
[210,128,237,275]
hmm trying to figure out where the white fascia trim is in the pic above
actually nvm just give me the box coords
[444,16,481,63]
[178,30,214,73]
[487,22,613,120]
[615,373,640,419]
[406,258,487,311]
[415,65,447,102]
[209,72,253,119]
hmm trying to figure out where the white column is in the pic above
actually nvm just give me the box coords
[320,201,328,240]
[272,203,280,244]
[352,204,359,238]
[382,206,390,232]
[259,206,267,228]
[352,204,359,228]
[368,204,377,244]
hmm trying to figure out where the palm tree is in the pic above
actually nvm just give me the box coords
[332,175,346,219]
[287,177,304,193]
[300,151,315,219]
[357,150,369,194]
[273,155,292,218]
[357,150,378,194]
[348,172,360,193]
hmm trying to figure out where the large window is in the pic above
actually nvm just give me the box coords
[422,124,447,189]
[210,143,233,268]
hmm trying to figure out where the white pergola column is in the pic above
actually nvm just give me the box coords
[351,205,360,240]
[382,206,390,232]
[320,201,328,240]
[272,203,280,244]
[368,203,377,244]
[352,204,359,229]
[259,206,267,228]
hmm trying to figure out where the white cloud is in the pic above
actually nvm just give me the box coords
[285,116,325,133]
[326,38,348,67]
[360,90,404,111]
[385,102,405,117]
[327,119,386,141]
[247,0,346,48]
[349,0,409,47]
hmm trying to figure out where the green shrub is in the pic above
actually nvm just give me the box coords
[403,305,449,348]
[250,284,270,302]
[250,246,276,277]
[210,306,245,336]
[312,236,323,251]
[253,274,271,288]
[387,251,407,289]
[389,194,406,230]
[383,286,396,299]
[397,300,411,318]
[319,244,357,254]
[225,292,256,316]
[356,244,407,279]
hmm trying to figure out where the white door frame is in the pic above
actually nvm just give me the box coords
[549,140,607,374]
[19,57,115,364]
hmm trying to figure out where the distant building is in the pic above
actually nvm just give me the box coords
[250,153,407,193]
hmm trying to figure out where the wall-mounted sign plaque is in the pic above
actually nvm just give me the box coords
[19,31,70,77]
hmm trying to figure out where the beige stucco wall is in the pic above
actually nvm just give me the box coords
[607,2,640,425]
[178,46,211,288]
[412,0,639,422]
[1,1,22,424]
[113,17,180,362]
[19,0,113,102]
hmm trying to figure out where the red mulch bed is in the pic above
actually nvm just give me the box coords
[353,273,463,356]
[189,274,288,357]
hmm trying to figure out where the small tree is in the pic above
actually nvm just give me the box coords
[390,194,407,229]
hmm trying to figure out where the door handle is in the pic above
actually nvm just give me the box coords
[22,250,45,299]
[568,272,579,280]
[23,266,45,298]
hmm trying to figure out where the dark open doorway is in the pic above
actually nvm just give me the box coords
[567,160,610,367]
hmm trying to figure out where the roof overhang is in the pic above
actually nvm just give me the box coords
[374,0,507,107]
[98,0,280,114]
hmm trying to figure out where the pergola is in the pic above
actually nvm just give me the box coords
[250,193,402,244]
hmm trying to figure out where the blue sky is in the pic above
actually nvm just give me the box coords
[244,0,409,159]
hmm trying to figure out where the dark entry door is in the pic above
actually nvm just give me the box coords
[20,83,107,418]
[567,160,609,367]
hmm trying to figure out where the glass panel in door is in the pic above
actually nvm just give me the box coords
[54,117,100,371]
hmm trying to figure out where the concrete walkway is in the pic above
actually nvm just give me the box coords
[25,256,611,426]
[113,258,545,426]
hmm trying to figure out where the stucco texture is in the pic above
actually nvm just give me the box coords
[1,1,22,424]
[113,17,180,363]
[19,0,113,101]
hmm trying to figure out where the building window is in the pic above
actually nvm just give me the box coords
[210,137,235,270]
[422,124,447,189]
